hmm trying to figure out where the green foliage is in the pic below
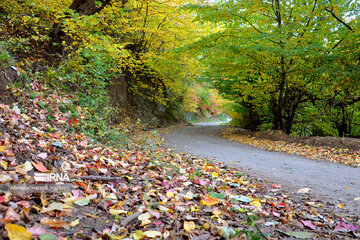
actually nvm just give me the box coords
[186,0,360,137]
[0,0,207,147]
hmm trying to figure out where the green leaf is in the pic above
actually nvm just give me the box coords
[209,192,226,199]
[39,234,58,240]
[75,198,90,206]
[230,195,253,203]
[217,227,236,240]
[277,230,315,239]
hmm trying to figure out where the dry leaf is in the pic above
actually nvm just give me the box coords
[184,221,195,232]
[138,212,151,226]
[5,223,32,240]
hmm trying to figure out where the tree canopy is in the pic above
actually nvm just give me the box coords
[186,0,360,136]
[1,0,359,136]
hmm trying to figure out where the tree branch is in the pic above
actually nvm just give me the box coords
[325,8,354,31]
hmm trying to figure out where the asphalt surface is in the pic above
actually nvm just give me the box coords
[163,124,360,215]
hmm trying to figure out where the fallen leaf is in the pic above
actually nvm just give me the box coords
[212,208,221,215]
[0,174,12,184]
[46,202,64,212]
[37,153,48,159]
[209,192,226,199]
[69,219,80,227]
[32,161,48,172]
[144,231,162,238]
[5,223,32,240]
[250,199,261,208]
[27,226,48,237]
[300,220,316,230]
[184,221,195,232]
[231,195,253,203]
[216,226,236,240]
[74,198,90,206]
[39,234,58,240]
[336,203,344,209]
[335,221,360,231]
[272,184,281,188]
[109,209,127,215]
[297,188,311,193]
[132,230,145,240]
[200,195,219,206]
[0,160,8,170]
[40,217,67,229]
[278,230,315,239]
[138,212,151,226]
[148,210,161,219]
[51,141,63,148]
[3,207,20,222]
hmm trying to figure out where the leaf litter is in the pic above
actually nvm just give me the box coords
[222,127,360,167]
[0,83,358,239]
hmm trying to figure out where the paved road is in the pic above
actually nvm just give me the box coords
[163,124,360,215]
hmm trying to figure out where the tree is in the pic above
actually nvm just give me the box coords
[187,0,360,135]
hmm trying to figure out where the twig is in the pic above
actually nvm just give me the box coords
[120,211,141,227]
[255,224,269,240]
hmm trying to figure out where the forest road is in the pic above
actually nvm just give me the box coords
[163,124,360,216]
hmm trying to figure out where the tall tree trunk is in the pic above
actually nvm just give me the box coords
[276,56,286,131]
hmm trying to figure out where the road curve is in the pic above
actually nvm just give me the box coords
[163,124,360,215]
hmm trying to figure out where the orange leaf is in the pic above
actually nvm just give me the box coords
[31,161,48,173]
[212,208,222,215]
[40,217,67,229]
[200,194,219,206]
[336,203,344,209]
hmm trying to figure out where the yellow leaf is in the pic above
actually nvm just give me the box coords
[203,222,210,230]
[166,192,175,198]
[132,230,145,240]
[69,219,79,227]
[250,199,261,208]
[336,203,344,208]
[184,221,195,232]
[190,206,200,212]
[138,212,151,226]
[0,146,5,152]
[5,224,32,240]
[109,209,127,215]
[0,160,8,170]
[144,231,162,238]
[212,172,219,178]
